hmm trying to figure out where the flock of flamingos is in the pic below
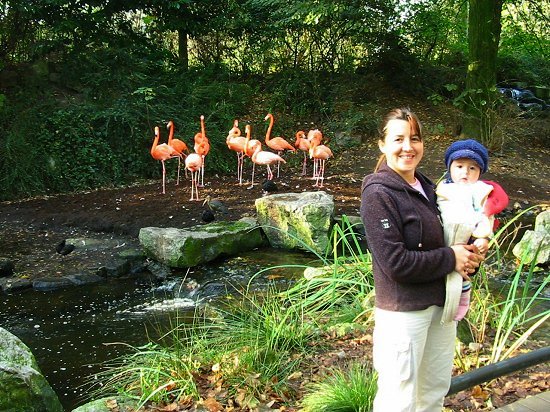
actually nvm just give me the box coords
[150,113,333,200]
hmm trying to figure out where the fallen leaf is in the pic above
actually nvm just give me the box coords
[202,397,223,412]
[287,371,302,380]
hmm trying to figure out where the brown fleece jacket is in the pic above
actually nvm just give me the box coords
[360,163,456,312]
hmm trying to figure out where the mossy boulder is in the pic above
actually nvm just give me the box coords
[0,327,63,412]
[139,217,267,268]
[71,396,138,412]
[513,210,550,265]
[255,191,334,254]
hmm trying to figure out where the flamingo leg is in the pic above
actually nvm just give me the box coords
[189,172,194,200]
[195,171,200,200]
[176,156,181,185]
[319,160,326,187]
[238,152,244,185]
[190,170,200,201]
[161,160,166,194]
[247,162,256,189]
[267,165,273,181]
[276,151,282,178]
[199,156,206,187]
[236,153,241,184]
[313,160,326,188]
[313,158,319,180]
[302,153,307,176]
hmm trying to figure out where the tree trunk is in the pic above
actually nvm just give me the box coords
[462,0,503,146]
[178,28,189,71]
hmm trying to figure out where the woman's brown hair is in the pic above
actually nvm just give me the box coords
[374,108,422,172]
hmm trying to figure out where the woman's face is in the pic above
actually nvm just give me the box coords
[379,119,424,183]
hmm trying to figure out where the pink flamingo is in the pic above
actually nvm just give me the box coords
[307,129,323,146]
[150,126,179,194]
[194,115,210,187]
[167,120,189,184]
[227,119,241,139]
[307,129,323,178]
[226,120,247,184]
[185,153,203,201]
[294,130,311,176]
[310,140,333,188]
[264,113,295,177]
[246,127,286,181]
[243,124,262,187]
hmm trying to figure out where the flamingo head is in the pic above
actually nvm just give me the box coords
[265,113,272,121]
[167,120,174,129]
[295,130,305,144]
[200,115,205,121]
[154,126,160,136]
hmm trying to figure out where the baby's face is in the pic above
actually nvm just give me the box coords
[450,158,481,184]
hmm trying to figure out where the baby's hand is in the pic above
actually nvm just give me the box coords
[473,238,490,255]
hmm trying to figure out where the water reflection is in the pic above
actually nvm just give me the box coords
[0,248,316,410]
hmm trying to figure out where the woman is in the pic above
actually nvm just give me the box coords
[360,108,483,411]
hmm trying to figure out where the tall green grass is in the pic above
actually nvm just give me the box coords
[282,215,375,323]
[87,216,376,407]
[458,206,549,371]
[301,363,377,412]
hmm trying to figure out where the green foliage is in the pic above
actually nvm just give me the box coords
[301,362,377,412]
[88,216,376,406]
[282,215,375,326]
[497,54,550,86]
[454,207,550,372]
[0,0,547,200]
[89,341,201,406]
[451,86,508,150]
[488,251,550,364]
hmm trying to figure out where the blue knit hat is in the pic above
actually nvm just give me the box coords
[444,139,489,174]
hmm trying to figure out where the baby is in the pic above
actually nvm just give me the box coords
[437,139,508,321]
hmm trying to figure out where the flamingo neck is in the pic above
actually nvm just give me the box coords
[151,130,160,154]
[168,123,174,143]
[251,144,261,160]
[265,115,273,142]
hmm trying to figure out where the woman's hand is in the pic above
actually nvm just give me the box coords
[451,244,484,280]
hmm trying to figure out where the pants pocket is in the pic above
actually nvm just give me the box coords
[374,334,412,382]
[395,340,412,381]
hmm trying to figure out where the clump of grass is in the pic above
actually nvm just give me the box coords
[489,246,550,363]
[86,285,317,408]
[86,216,376,408]
[456,206,550,371]
[301,362,377,412]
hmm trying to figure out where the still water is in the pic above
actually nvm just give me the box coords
[0,248,317,411]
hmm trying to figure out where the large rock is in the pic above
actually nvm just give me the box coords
[139,217,267,268]
[255,191,334,254]
[71,396,138,412]
[0,327,63,411]
[513,210,550,265]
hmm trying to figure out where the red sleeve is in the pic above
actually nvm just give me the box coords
[482,180,509,216]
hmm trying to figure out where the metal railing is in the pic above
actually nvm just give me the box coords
[447,346,550,395]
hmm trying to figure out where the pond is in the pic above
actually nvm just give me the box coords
[0,248,318,411]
